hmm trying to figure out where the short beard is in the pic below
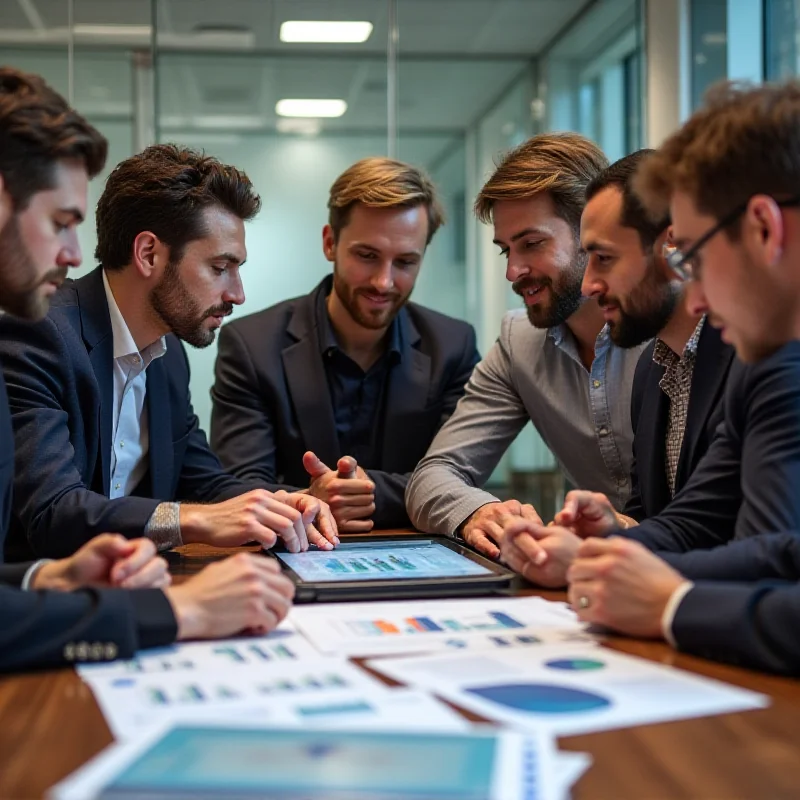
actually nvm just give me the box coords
[0,215,67,321]
[150,259,232,348]
[332,261,409,330]
[602,262,680,349]
[513,251,586,329]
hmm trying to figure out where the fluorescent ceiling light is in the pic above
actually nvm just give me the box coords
[276,118,322,135]
[279,21,373,43]
[72,24,152,37]
[276,99,347,118]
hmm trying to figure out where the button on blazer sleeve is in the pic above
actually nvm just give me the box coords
[0,586,177,673]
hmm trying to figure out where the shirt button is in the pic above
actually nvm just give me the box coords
[598,427,609,436]
[120,441,125,448]
[133,355,141,364]
[592,380,601,388]
[115,482,121,491]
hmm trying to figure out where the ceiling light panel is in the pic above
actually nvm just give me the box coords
[279,21,373,44]
[275,99,347,118]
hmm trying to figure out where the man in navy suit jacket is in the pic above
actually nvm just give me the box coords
[0,68,294,672]
[559,82,800,674]
[0,143,337,562]
[211,158,478,530]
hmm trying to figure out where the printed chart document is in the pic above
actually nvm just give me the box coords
[368,644,769,736]
[82,656,412,739]
[49,721,560,800]
[77,622,318,679]
[289,596,593,658]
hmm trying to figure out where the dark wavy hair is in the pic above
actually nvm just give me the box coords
[0,66,107,210]
[95,143,262,269]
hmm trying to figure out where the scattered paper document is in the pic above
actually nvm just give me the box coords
[367,644,769,736]
[49,720,561,800]
[83,656,389,739]
[289,596,593,658]
[78,622,318,679]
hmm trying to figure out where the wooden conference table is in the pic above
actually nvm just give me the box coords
[1,534,800,799]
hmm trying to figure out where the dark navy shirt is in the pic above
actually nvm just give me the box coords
[316,289,402,466]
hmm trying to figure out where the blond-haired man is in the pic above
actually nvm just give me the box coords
[406,133,648,558]
[211,157,479,531]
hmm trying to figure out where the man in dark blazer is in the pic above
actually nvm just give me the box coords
[0,143,337,562]
[211,157,479,530]
[0,67,294,672]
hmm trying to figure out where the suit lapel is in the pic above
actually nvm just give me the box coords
[75,269,115,496]
[638,361,672,515]
[282,288,340,466]
[145,357,174,498]
[677,324,734,484]
[380,310,431,473]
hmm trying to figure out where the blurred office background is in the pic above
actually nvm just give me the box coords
[0,0,787,514]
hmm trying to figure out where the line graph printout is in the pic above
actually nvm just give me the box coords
[289,597,592,657]
[77,623,318,679]
[277,541,491,582]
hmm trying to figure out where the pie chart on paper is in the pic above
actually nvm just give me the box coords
[545,658,606,672]
[465,683,611,714]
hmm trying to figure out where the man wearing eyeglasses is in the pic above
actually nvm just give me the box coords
[504,82,800,675]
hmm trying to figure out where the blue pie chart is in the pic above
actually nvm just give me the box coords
[545,658,606,672]
[466,683,611,714]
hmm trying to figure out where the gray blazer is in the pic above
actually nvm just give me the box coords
[406,309,647,535]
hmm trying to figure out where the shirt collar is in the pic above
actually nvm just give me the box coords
[316,281,402,361]
[102,270,167,363]
[546,321,611,352]
[653,315,706,367]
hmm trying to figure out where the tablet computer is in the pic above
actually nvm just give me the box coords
[272,534,513,602]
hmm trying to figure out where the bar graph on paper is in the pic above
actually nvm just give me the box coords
[347,611,526,638]
[77,627,319,679]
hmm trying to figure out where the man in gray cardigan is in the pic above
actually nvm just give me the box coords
[406,133,647,558]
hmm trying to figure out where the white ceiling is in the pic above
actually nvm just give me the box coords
[0,0,589,55]
[0,0,604,143]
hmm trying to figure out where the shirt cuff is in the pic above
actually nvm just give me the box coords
[661,580,695,648]
[145,502,183,551]
[21,559,56,590]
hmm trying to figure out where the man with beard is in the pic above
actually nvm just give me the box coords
[573,150,735,526]
[406,133,648,558]
[0,67,297,671]
[0,143,338,561]
[210,157,479,530]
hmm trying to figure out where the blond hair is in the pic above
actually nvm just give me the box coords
[475,132,608,231]
[635,80,800,231]
[328,157,445,244]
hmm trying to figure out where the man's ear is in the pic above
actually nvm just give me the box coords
[131,230,166,279]
[322,224,336,263]
[746,195,784,270]
[0,174,13,234]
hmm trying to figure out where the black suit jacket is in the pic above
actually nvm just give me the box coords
[651,532,800,675]
[624,340,800,552]
[0,268,251,561]
[624,324,735,520]
[210,277,479,528]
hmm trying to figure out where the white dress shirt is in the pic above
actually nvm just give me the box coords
[102,271,167,499]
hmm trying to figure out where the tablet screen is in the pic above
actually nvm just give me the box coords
[99,726,498,799]
[276,540,492,583]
